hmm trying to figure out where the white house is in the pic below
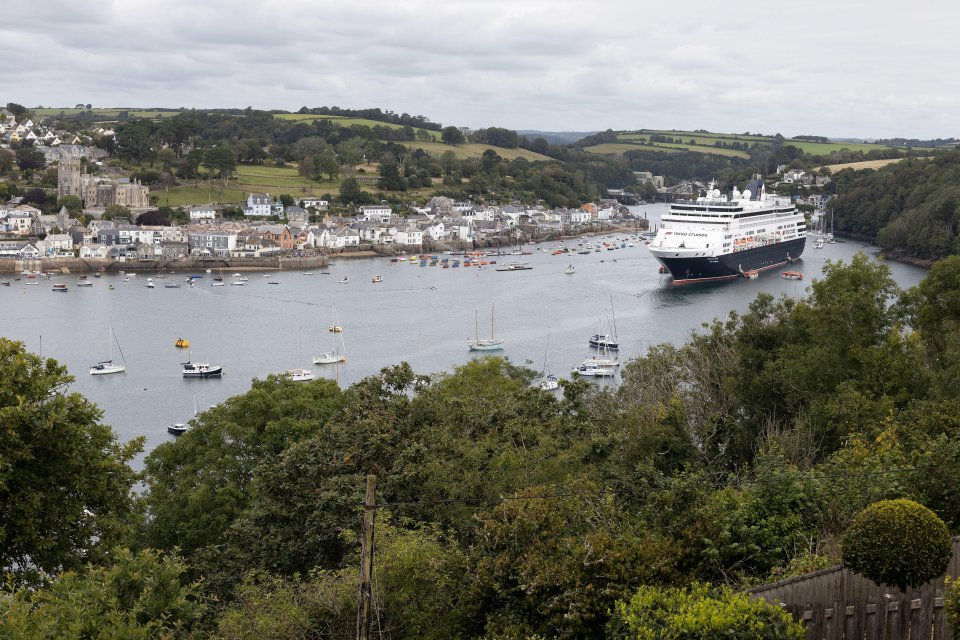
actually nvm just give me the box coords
[79,243,109,259]
[783,169,807,184]
[394,226,423,246]
[0,240,39,258]
[329,227,360,248]
[189,206,217,221]
[302,198,329,210]
[359,205,392,224]
[43,233,74,255]
[246,193,273,217]
[422,221,445,241]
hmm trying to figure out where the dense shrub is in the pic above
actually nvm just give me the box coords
[842,499,951,591]
[608,583,805,639]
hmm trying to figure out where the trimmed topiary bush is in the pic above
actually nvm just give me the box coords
[842,498,951,592]
[608,582,805,639]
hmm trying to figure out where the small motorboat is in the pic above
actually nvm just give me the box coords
[146,278,155,289]
[371,274,383,283]
[338,276,349,284]
[167,423,189,436]
[52,283,68,292]
[781,271,804,280]
[283,368,316,382]
[328,325,343,333]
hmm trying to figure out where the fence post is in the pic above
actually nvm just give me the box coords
[864,599,878,640]
[934,594,947,639]
[885,597,901,640]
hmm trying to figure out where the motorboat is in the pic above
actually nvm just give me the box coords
[52,283,68,292]
[167,423,189,436]
[589,334,619,351]
[573,362,616,377]
[283,368,316,382]
[338,276,349,284]
[182,358,223,378]
[371,274,383,283]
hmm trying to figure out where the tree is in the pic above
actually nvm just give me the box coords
[0,547,205,637]
[56,195,83,215]
[102,204,132,221]
[203,145,237,194]
[338,176,364,204]
[0,339,142,583]
[335,137,365,170]
[441,126,465,145]
[0,148,15,174]
[136,209,171,226]
[16,147,45,172]
[609,583,805,639]
[377,161,406,191]
[842,499,951,591]
[22,187,49,208]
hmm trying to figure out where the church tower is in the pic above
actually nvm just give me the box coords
[57,153,82,199]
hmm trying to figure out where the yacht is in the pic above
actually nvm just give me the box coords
[647,177,805,284]
[283,368,316,382]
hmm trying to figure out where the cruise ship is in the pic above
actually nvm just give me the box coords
[648,177,806,284]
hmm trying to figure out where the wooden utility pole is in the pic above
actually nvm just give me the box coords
[356,474,377,640]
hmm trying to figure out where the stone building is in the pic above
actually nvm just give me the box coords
[57,152,150,208]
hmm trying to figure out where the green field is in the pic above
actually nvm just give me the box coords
[587,128,913,159]
[154,164,341,207]
[34,108,179,119]
[402,141,550,161]
[584,140,745,157]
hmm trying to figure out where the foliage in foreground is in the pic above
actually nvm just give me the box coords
[0,339,142,584]
[0,548,204,639]
[608,583,805,639]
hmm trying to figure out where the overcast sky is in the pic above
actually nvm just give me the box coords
[2,0,956,139]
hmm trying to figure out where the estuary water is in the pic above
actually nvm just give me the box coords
[0,204,927,457]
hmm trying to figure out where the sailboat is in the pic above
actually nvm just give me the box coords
[468,304,504,351]
[539,334,560,390]
[168,394,200,436]
[90,326,126,375]
[284,325,317,381]
[211,268,225,286]
[315,305,347,364]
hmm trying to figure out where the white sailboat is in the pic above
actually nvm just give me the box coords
[285,325,317,381]
[315,305,347,364]
[90,326,126,375]
[539,334,560,390]
[468,304,504,351]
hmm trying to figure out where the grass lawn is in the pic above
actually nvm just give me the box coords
[155,164,340,206]
[402,141,550,161]
[35,107,178,119]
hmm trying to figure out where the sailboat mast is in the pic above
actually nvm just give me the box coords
[490,303,495,340]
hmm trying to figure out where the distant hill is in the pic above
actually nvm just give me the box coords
[516,130,598,145]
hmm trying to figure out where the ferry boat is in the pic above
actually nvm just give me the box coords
[647,177,806,284]
[181,359,223,378]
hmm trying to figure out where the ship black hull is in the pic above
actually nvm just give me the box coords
[656,238,806,285]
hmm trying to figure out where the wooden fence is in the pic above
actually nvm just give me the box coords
[748,537,960,639]
[782,595,948,639]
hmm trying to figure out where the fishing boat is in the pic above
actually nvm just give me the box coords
[468,304,504,351]
[315,305,347,365]
[89,326,126,375]
[181,352,223,378]
[175,338,190,348]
